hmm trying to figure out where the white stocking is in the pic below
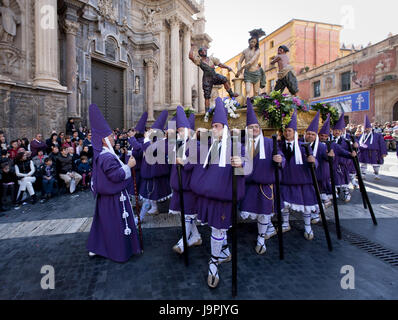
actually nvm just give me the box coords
[210,228,225,261]
[257,215,269,246]
[303,212,312,234]
[139,199,151,220]
[282,209,290,228]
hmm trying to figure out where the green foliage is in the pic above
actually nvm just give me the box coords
[310,103,339,125]
[253,90,308,129]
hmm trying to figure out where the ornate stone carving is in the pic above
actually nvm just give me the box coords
[144,56,159,80]
[0,0,20,44]
[97,0,117,23]
[168,15,181,28]
[141,5,161,31]
[63,20,80,35]
[0,43,22,77]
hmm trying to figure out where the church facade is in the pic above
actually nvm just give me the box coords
[0,0,211,139]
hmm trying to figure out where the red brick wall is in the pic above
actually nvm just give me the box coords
[294,24,341,70]
[298,79,311,101]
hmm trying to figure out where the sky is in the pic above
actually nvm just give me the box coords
[203,0,398,62]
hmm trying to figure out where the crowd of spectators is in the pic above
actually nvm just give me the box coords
[346,120,398,151]
[0,118,96,212]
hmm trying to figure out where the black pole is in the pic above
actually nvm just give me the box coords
[346,138,378,226]
[349,137,367,209]
[303,144,333,252]
[177,164,189,266]
[231,135,238,298]
[132,168,144,252]
[272,135,284,260]
[325,141,342,240]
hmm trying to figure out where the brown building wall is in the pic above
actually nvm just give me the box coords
[298,35,398,125]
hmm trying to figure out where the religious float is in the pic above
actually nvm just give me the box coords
[193,90,338,137]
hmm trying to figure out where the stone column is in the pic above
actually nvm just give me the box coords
[183,25,192,109]
[145,58,156,121]
[63,20,80,117]
[169,15,181,108]
[33,0,66,90]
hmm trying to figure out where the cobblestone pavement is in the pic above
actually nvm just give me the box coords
[0,153,397,300]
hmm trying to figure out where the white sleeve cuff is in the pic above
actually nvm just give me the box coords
[122,164,131,180]
[144,138,150,144]
[127,150,132,156]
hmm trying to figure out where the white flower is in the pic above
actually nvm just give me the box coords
[124,228,132,236]
[123,211,129,219]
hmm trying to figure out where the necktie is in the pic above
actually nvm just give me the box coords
[286,142,293,160]
[251,139,255,159]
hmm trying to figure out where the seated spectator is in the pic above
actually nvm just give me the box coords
[46,133,60,153]
[14,152,37,205]
[48,145,60,163]
[62,135,74,149]
[77,156,92,189]
[79,126,88,140]
[30,134,47,157]
[57,132,65,146]
[40,157,57,201]
[1,163,18,211]
[0,135,8,151]
[1,150,12,167]
[76,139,84,156]
[83,132,93,158]
[56,146,82,193]
[8,140,19,160]
[71,131,80,145]
[68,147,80,169]
[32,150,48,169]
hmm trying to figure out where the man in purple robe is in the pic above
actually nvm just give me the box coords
[86,104,141,263]
[240,98,284,255]
[190,97,246,289]
[358,115,388,180]
[279,110,318,240]
[126,112,148,198]
[318,114,357,210]
[330,113,359,202]
[169,106,202,254]
[303,112,331,223]
[139,110,172,220]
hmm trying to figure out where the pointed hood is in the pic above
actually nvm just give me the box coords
[134,112,148,134]
[212,97,228,127]
[319,114,331,135]
[333,112,346,131]
[364,114,371,129]
[176,106,190,129]
[306,111,320,133]
[188,113,195,131]
[89,104,112,153]
[286,109,297,131]
[246,98,259,127]
[152,110,168,130]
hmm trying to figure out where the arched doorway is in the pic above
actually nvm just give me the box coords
[393,101,398,121]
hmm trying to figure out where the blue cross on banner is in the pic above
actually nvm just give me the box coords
[311,90,370,113]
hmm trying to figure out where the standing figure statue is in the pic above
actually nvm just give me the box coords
[270,45,299,96]
[189,44,238,114]
[0,0,20,43]
[236,29,266,99]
